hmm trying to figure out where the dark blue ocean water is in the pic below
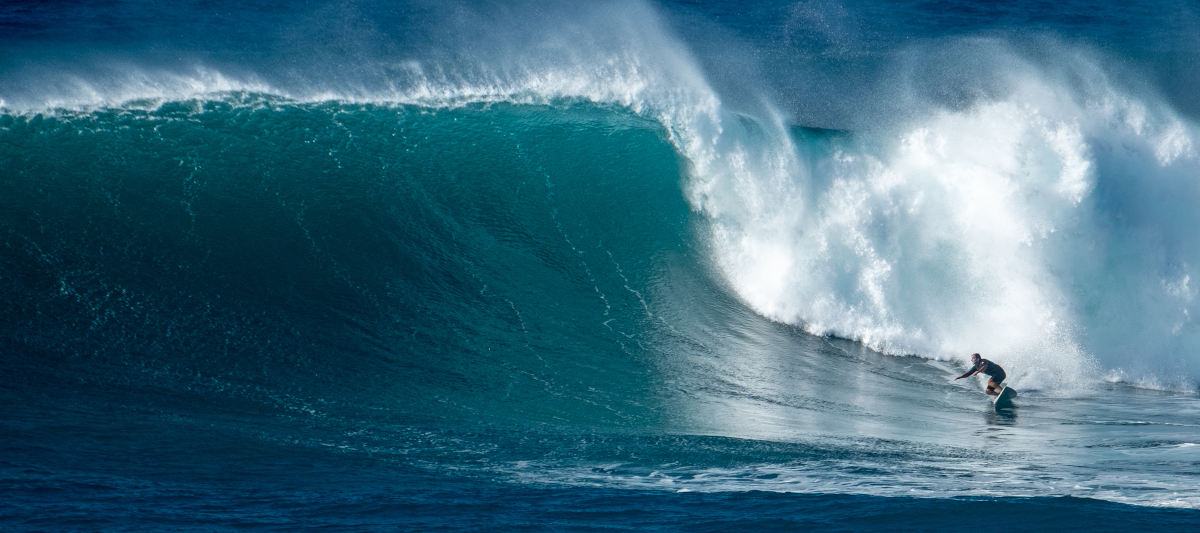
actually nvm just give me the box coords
[4,1,1200,530]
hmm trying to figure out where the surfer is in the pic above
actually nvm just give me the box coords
[954,353,1006,396]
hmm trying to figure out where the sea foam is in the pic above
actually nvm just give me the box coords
[705,43,1200,391]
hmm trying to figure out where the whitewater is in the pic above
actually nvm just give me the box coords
[2,0,1199,529]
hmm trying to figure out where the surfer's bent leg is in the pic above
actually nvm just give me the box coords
[986,379,1000,396]
[989,372,1006,396]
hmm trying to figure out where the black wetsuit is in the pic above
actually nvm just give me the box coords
[964,358,1005,384]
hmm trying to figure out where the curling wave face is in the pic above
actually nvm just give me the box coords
[3,2,1199,393]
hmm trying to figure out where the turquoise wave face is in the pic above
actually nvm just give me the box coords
[0,97,708,426]
[4,0,1199,391]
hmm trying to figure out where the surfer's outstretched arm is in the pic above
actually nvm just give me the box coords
[954,368,978,380]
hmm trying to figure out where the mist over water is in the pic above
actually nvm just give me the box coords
[712,42,1200,391]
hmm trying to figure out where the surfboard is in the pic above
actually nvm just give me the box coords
[993,386,1017,409]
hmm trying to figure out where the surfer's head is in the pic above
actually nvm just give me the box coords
[971,353,981,363]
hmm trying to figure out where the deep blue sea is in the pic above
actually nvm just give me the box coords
[4,0,1200,530]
